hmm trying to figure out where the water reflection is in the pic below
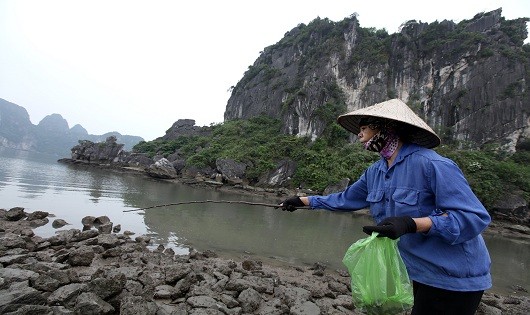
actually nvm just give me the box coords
[0,149,58,198]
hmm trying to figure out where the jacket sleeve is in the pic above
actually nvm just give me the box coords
[426,158,491,245]
[309,172,370,211]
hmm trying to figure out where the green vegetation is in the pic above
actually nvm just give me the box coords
[437,146,530,207]
[500,17,530,46]
[395,13,528,62]
[313,81,348,127]
[133,117,377,189]
[410,20,489,55]
[349,27,391,65]
[501,81,524,99]
[133,116,530,210]
[276,17,344,52]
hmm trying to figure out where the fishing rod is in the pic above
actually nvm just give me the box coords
[123,200,310,212]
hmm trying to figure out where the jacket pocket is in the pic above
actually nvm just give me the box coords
[392,188,420,215]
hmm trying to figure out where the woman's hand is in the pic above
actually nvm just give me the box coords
[362,216,417,239]
[279,196,306,212]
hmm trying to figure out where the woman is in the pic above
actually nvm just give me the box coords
[280,99,491,314]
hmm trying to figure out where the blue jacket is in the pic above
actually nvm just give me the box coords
[309,143,492,291]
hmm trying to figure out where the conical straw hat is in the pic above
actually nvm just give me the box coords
[337,99,441,148]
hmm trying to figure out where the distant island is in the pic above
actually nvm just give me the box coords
[0,98,144,157]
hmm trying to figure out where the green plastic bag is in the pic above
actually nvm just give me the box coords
[342,233,413,315]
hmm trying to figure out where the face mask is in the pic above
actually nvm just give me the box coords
[363,130,399,159]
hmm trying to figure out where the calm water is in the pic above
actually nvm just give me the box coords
[0,148,528,296]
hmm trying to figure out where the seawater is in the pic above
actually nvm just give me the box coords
[0,147,528,296]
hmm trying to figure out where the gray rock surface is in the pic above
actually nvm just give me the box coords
[1,206,528,314]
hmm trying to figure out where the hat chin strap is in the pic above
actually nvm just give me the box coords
[364,131,399,159]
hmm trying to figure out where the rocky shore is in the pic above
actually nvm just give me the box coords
[1,207,529,315]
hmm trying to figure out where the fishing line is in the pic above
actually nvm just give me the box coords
[123,200,310,212]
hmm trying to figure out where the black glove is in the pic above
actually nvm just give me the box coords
[362,216,417,240]
[279,196,305,212]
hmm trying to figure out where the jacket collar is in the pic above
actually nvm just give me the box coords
[375,142,423,171]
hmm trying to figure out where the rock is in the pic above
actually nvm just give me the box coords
[28,218,49,228]
[112,224,121,233]
[3,305,54,315]
[310,262,327,276]
[1,233,27,249]
[328,280,349,295]
[97,234,121,249]
[122,153,154,168]
[74,292,114,314]
[0,284,47,314]
[290,300,321,315]
[477,302,502,315]
[172,159,187,174]
[214,173,223,183]
[187,295,218,308]
[135,235,151,243]
[48,229,79,245]
[153,284,176,299]
[52,219,69,228]
[97,222,113,234]
[94,216,111,225]
[47,283,88,306]
[70,136,125,164]
[88,273,127,300]
[119,296,158,314]
[73,229,99,242]
[242,259,262,271]
[146,158,178,179]
[162,119,211,140]
[491,193,529,224]
[0,268,39,284]
[238,287,262,313]
[0,254,28,265]
[51,305,75,314]
[164,247,175,256]
[323,178,351,195]
[26,211,49,221]
[81,216,97,227]
[276,286,311,307]
[68,246,95,266]
[5,207,26,221]
[257,159,296,187]
[181,165,215,180]
[20,228,34,237]
[216,158,247,184]
[31,274,61,292]
[101,247,123,258]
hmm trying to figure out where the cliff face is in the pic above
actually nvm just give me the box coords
[225,9,529,151]
[0,99,37,150]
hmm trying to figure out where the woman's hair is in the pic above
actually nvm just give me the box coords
[358,116,383,128]
[358,116,413,143]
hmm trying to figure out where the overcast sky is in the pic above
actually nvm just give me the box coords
[1,0,528,141]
